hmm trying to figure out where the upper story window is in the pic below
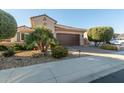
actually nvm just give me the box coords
[43,17,47,26]
[43,17,47,21]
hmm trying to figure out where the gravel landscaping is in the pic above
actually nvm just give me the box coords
[0,46,116,70]
[0,50,89,70]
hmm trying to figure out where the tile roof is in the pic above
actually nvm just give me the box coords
[55,24,87,32]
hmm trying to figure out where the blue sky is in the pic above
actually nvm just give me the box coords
[4,9,124,34]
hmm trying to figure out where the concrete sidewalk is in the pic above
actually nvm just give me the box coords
[0,56,124,83]
[73,52,124,60]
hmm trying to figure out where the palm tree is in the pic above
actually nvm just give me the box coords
[25,26,57,55]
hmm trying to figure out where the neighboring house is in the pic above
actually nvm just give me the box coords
[117,33,124,40]
[11,14,87,46]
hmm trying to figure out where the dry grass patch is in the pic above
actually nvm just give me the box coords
[15,50,41,57]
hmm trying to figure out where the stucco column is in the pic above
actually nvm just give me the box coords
[53,32,56,38]
[80,33,83,46]
[52,27,56,38]
[16,32,21,42]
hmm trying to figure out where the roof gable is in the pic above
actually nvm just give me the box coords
[30,14,57,23]
[18,25,33,33]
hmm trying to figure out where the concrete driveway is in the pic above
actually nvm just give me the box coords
[0,55,124,83]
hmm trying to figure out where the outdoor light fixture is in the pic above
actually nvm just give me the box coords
[78,49,81,57]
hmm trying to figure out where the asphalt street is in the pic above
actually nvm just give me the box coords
[91,69,124,83]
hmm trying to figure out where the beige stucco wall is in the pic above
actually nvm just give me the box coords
[84,31,88,38]
[11,35,17,42]
[11,26,33,42]
[31,16,56,37]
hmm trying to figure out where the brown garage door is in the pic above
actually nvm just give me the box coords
[56,33,80,46]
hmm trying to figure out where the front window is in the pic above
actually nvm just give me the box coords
[21,33,25,40]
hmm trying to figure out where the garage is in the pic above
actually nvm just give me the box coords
[56,33,80,46]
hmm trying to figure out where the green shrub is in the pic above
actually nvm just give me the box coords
[51,46,68,58]
[24,44,37,50]
[50,41,60,50]
[25,26,57,55]
[0,45,8,51]
[0,9,17,39]
[100,44,118,50]
[11,44,25,51]
[88,26,114,46]
[11,43,38,51]
[2,49,15,57]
